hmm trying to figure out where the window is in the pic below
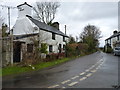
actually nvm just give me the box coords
[27,44,33,53]
[63,36,65,42]
[59,44,62,53]
[117,36,119,41]
[52,33,55,40]
[49,45,53,53]
[63,45,65,50]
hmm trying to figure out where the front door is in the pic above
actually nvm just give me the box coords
[13,42,21,62]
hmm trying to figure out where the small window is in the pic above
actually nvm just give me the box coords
[63,36,65,42]
[27,44,33,53]
[59,44,62,53]
[52,33,55,40]
[49,45,53,53]
[63,45,65,50]
[117,36,119,40]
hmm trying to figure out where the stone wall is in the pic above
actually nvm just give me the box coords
[2,38,11,67]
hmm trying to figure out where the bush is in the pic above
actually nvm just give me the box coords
[66,43,78,57]
[40,43,48,54]
[45,53,65,62]
[106,47,113,53]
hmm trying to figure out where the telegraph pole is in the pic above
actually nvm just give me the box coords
[64,25,67,57]
[0,5,17,64]
[65,25,66,35]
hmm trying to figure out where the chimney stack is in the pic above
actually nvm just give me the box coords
[52,22,59,30]
[113,30,118,35]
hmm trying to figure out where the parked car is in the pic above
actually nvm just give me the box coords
[113,47,120,56]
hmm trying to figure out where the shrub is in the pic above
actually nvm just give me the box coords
[40,43,48,54]
[106,47,113,53]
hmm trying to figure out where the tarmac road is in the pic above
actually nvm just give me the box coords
[2,52,119,89]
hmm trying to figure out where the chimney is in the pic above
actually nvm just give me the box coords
[113,30,118,35]
[52,22,59,30]
[17,2,32,18]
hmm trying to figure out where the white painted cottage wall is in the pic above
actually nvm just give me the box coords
[13,2,68,54]
[111,37,117,48]
[18,4,31,18]
[39,30,66,53]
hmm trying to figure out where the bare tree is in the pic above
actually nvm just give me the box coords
[33,1,60,24]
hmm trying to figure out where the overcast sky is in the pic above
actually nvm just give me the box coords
[0,0,119,47]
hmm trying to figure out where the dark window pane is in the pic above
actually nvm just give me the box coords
[63,36,65,42]
[52,33,55,40]
[63,45,65,50]
[49,45,53,52]
[27,44,33,53]
[59,44,61,53]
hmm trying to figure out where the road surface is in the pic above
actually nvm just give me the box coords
[2,52,119,89]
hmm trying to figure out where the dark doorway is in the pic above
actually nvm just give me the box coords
[13,41,21,62]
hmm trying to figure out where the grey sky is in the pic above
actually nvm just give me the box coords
[0,0,118,47]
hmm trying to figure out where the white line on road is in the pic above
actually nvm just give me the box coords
[80,72,85,75]
[71,75,79,79]
[86,73,92,77]
[91,65,95,68]
[68,82,78,86]
[79,77,87,81]
[85,69,90,72]
[61,80,71,84]
[91,70,97,73]
[48,84,59,88]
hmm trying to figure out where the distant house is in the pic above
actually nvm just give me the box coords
[12,2,68,63]
[105,30,120,51]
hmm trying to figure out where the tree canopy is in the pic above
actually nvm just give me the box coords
[80,24,101,51]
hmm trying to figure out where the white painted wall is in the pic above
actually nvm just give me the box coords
[38,30,66,53]
[13,3,68,54]
[18,5,32,18]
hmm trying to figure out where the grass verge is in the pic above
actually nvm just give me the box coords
[1,52,96,76]
[1,57,73,76]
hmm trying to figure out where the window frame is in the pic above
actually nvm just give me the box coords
[27,44,33,53]
[52,33,55,40]
[49,45,53,53]
[63,36,65,42]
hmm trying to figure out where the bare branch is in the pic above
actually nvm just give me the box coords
[33,1,60,24]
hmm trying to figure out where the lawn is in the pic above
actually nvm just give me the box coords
[1,51,95,76]
[1,57,72,76]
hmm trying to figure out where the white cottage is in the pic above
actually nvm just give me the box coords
[13,2,68,62]
[105,30,120,51]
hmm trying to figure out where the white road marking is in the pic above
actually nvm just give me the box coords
[85,69,90,72]
[91,65,95,68]
[80,72,85,75]
[79,77,87,81]
[89,66,94,70]
[71,75,79,79]
[96,67,99,70]
[68,82,78,86]
[91,70,97,73]
[61,80,71,84]
[86,73,92,77]
[62,87,66,88]
[48,84,59,88]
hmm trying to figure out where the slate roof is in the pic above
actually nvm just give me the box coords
[105,32,120,41]
[26,15,68,37]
